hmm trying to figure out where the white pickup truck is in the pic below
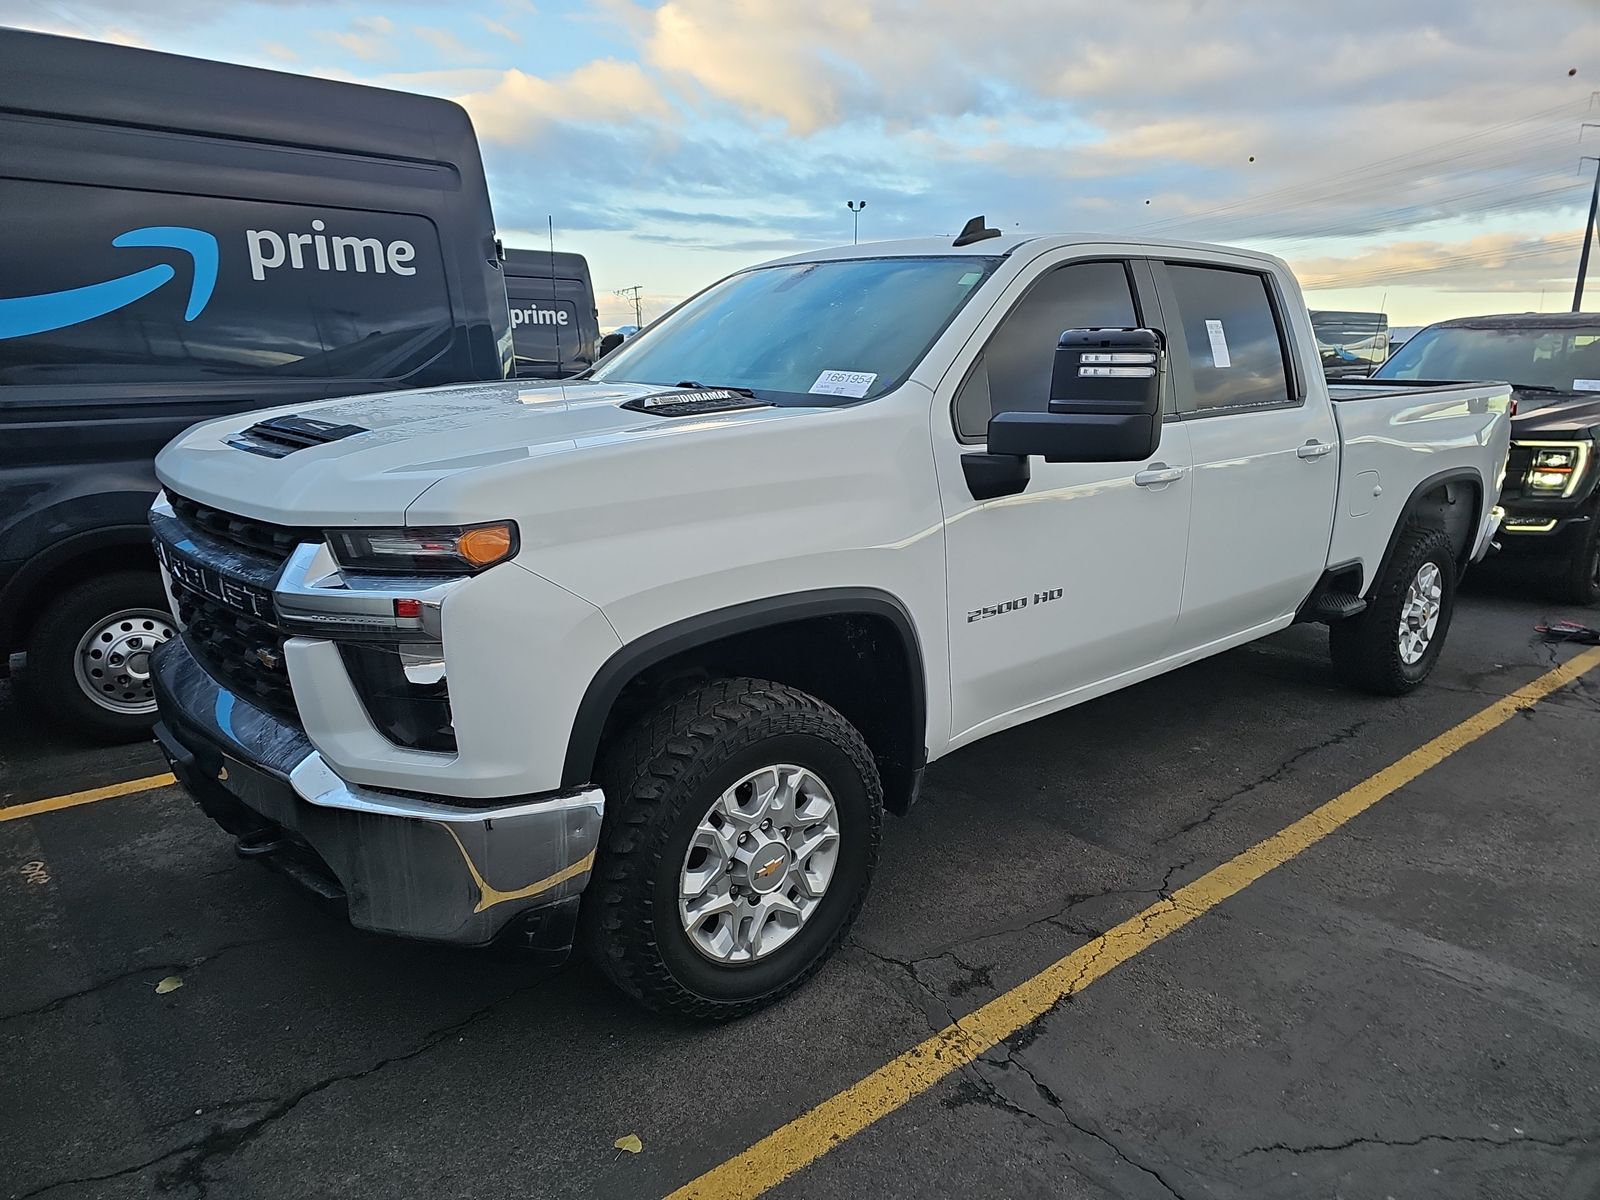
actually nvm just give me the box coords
[148,222,1510,1018]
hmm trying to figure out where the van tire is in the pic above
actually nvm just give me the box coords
[581,677,882,1020]
[22,571,174,743]
[1330,524,1456,696]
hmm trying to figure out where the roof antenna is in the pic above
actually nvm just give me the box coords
[952,214,1002,247]
[547,215,564,391]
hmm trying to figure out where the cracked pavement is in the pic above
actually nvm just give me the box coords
[3,581,1599,1199]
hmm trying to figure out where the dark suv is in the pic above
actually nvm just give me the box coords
[1374,312,1600,603]
[0,29,512,740]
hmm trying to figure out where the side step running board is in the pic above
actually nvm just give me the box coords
[1307,592,1367,621]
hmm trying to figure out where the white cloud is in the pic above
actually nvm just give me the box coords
[317,15,396,62]
[413,25,489,63]
[457,58,674,143]
[1294,232,1586,295]
[476,15,522,44]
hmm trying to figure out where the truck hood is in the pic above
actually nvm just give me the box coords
[1510,388,1600,437]
[153,378,812,525]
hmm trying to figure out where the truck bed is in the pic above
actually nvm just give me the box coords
[1327,379,1507,401]
[1326,381,1513,589]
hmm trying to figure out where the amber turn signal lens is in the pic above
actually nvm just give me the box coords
[455,523,515,567]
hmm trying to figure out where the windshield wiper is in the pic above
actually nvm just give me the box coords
[674,380,756,397]
[1509,383,1568,393]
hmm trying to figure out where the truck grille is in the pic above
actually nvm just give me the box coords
[167,491,318,564]
[172,583,298,720]
[159,492,311,721]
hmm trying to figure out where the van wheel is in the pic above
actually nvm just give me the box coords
[581,677,882,1020]
[1329,525,1456,696]
[22,572,175,743]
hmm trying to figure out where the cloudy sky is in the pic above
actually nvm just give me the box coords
[11,0,1600,328]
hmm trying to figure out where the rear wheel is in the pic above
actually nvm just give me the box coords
[1330,524,1456,696]
[580,677,882,1020]
[22,572,175,742]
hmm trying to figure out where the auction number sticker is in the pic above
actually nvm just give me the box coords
[810,369,877,398]
[1204,319,1232,368]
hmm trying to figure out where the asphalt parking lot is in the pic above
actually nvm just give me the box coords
[3,572,1599,1200]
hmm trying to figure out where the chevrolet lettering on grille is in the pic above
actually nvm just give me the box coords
[156,540,276,622]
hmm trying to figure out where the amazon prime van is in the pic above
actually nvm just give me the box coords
[0,28,512,740]
[503,249,600,378]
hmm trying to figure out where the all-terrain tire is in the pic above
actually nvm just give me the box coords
[22,571,174,742]
[580,677,882,1020]
[1329,524,1456,696]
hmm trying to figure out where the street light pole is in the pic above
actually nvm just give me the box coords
[1576,155,1600,312]
[846,199,866,245]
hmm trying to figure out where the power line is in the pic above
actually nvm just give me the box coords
[613,285,643,327]
[1133,96,1600,241]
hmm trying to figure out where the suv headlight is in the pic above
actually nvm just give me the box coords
[1522,441,1590,497]
[326,521,518,575]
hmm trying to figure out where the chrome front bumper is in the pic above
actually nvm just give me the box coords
[151,635,603,954]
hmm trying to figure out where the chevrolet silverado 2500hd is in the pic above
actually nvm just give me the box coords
[149,226,1511,1018]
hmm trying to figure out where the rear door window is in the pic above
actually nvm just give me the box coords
[0,178,453,387]
[1163,263,1293,413]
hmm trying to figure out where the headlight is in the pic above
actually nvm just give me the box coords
[1521,441,1591,498]
[326,521,519,575]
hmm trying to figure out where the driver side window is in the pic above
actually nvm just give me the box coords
[954,260,1139,440]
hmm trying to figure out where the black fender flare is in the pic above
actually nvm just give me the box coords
[560,587,927,790]
[1366,467,1485,595]
[0,523,157,651]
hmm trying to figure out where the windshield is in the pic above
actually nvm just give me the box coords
[1376,324,1600,391]
[590,256,1000,402]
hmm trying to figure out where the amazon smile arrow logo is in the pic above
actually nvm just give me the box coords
[0,225,218,341]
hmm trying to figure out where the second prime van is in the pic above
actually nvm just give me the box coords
[504,249,600,378]
[0,28,513,740]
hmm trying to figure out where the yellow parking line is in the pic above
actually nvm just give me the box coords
[666,643,1600,1200]
[0,773,177,823]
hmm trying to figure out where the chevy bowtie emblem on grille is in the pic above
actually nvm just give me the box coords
[754,856,785,880]
[252,646,282,670]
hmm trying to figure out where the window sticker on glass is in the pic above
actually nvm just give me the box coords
[1574,378,1600,391]
[810,369,877,397]
[1204,319,1232,368]
[957,272,983,287]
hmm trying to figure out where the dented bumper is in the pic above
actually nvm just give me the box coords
[150,635,602,958]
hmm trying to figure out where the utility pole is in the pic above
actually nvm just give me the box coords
[614,285,643,327]
[1575,125,1600,312]
[846,199,866,244]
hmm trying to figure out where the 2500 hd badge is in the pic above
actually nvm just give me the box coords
[968,587,1064,623]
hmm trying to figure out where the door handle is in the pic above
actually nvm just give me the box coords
[1296,440,1334,460]
[1134,464,1184,487]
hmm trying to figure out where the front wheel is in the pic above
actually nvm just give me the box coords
[1330,524,1457,696]
[22,571,176,742]
[1552,510,1600,607]
[581,677,882,1020]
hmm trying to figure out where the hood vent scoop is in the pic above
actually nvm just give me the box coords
[227,414,371,458]
[620,388,771,418]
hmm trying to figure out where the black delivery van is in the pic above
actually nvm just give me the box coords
[503,248,600,378]
[0,28,513,740]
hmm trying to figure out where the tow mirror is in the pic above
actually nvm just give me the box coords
[962,328,1164,500]
[988,328,1163,463]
